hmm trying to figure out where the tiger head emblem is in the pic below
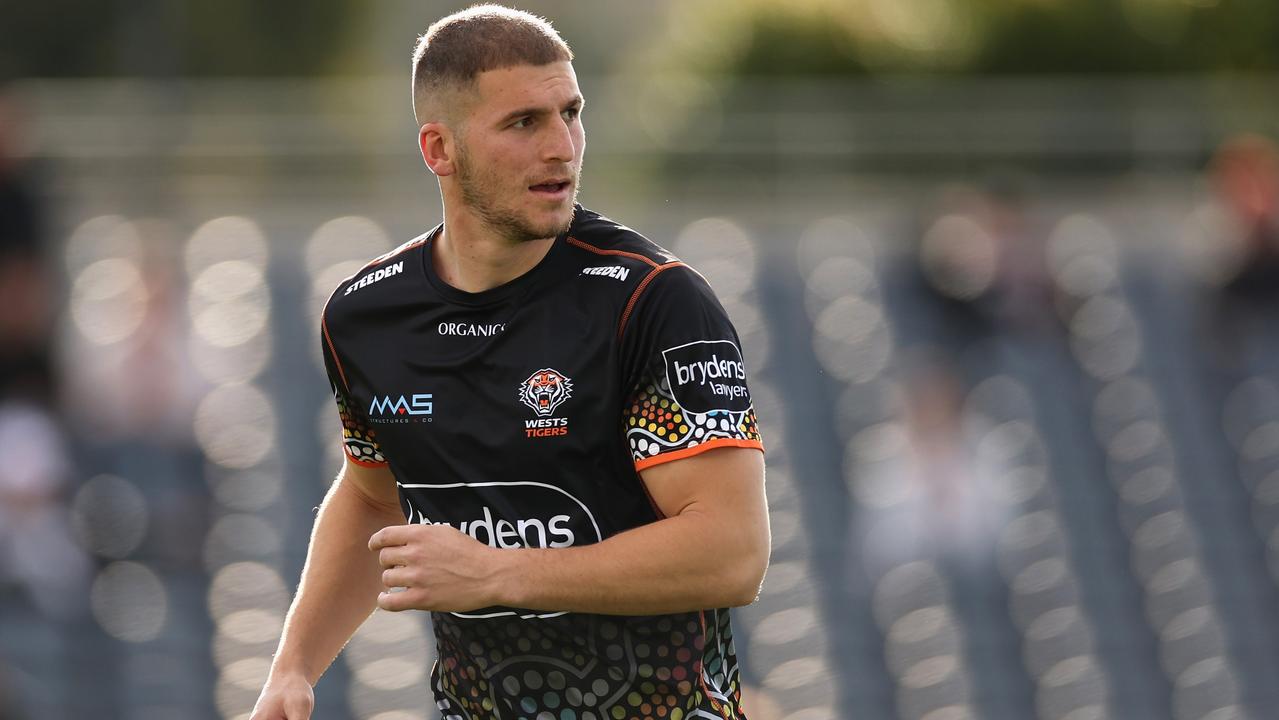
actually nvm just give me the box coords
[518,368,574,417]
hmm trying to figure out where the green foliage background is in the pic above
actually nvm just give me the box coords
[3,0,1277,80]
[0,0,361,79]
[650,0,1279,78]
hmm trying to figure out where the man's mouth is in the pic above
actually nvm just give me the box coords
[530,180,571,196]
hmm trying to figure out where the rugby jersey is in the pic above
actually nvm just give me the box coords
[320,205,763,719]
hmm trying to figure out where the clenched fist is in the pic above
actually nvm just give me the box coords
[369,523,511,612]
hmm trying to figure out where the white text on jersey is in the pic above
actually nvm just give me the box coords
[414,506,575,549]
[580,265,630,282]
[345,261,404,295]
[438,322,506,337]
[369,393,433,416]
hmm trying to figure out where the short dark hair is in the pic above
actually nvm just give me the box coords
[411,4,573,126]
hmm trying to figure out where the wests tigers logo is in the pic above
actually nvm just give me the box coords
[518,368,573,417]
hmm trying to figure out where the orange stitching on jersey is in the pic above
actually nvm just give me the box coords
[567,236,661,268]
[350,235,429,279]
[617,261,686,341]
[322,233,428,394]
[321,312,351,394]
[343,450,388,469]
[325,234,431,391]
[633,438,765,472]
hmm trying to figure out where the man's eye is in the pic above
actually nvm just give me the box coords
[563,108,580,121]
[512,117,532,129]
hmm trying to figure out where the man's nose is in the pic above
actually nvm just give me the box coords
[542,116,575,163]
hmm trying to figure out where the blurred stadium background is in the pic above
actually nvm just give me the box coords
[3,1,1279,719]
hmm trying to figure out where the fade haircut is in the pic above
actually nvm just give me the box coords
[411,4,573,127]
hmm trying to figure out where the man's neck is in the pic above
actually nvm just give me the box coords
[432,208,558,294]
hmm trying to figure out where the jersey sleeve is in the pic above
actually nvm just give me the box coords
[620,264,763,471]
[320,315,388,468]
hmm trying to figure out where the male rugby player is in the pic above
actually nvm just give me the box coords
[251,6,768,719]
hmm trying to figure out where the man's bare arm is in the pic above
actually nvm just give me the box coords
[250,458,402,719]
[371,447,769,616]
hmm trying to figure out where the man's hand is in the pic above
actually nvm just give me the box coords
[249,672,314,720]
[369,523,506,612]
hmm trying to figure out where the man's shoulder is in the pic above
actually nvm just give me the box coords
[567,207,680,270]
[322,230,432,324]
[567,208,723,327]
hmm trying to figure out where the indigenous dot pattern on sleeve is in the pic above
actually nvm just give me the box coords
[624,365,761,469]
[333,386,386,466]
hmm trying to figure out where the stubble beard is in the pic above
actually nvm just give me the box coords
[455,142,579,244]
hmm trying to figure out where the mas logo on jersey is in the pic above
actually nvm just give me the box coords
[367,393,434,424]
[518,368,572,437]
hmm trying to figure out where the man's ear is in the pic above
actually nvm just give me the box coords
[419,122,456,177]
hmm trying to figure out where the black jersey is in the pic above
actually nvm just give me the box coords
[320,205,763,719]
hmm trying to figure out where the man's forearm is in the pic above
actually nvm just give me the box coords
[495,505,768,616]
[268,474,403,685]
[368,450,769,618]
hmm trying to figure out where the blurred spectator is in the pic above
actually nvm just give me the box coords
[1185,133,1279,372]
[0,84,85,614]
[1209,133,1279,296]
[0,87,55,404]
[62,224,203,447]
[58,221,209,572]
[0,83,87,720]
[0,401,89,720]
[854,353,1006,574]
[909,175,1062,353]
[0,403,89,619]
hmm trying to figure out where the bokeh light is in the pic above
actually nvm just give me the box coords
[70,474,148,559]
[1047,214,1120,300]
[208,562,289,622]
[203,513,282,568]
[190,260,270,348]
[185,217,269,277]
[921,214,998,301]
[91,561,168,643]
[346,614,435,720]
[674,217,756,301]
[305,216,394,278]
[63,215,144,274]
[70,257,148,344]
[194,382,277,470]
[210,469,284,514]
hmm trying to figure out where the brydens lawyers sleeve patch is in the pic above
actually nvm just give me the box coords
[662,339,753,413]
[621,265,763,470]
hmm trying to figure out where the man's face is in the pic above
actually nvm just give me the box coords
[452,61,585,242]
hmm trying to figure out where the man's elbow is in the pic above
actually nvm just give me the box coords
[725,540,770,607]
[726,572,765,608]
